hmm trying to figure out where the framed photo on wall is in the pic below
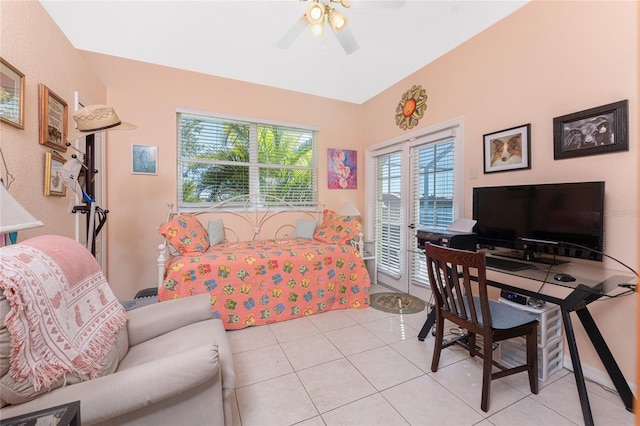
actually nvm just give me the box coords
[0,57,25,129]
[39,84,68,152]
[44,151,66,196]
[553,99,628,160]
[328,148,357,189]
[483,124,531,174]
[132,144,158,175]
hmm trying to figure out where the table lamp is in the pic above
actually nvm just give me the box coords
[0,185,43,246]
[337,201,361,219]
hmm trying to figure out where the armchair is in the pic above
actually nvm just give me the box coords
[0,236,235,425]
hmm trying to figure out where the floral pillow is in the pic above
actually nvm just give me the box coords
[158,214,209,254]
[313,209,362,245]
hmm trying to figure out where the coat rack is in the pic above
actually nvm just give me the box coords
[64,134,107,255]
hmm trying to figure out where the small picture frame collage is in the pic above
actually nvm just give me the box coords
[483,99,628,174]
[0,58,25,129]
[39,83,68,152]
[44,151,66,196]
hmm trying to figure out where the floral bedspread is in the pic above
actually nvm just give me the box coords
[158,238,371,329]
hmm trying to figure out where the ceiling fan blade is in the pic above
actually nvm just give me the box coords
[277,15,309,49]
[334,27,359,55]
[347,0,406,9]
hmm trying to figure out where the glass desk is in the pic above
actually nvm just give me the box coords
[416,252,636,426]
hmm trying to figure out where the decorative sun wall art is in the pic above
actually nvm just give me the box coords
[395,85,428,130]
[327,148,357,189]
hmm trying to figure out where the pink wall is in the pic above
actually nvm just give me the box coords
[361,0,638,383]
[0,2,105,241]
[3,0,637,389]
[79,52,364,298]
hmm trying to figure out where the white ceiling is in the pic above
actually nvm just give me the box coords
[40,0,528,104]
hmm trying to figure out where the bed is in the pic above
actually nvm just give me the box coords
[156,194,371,330]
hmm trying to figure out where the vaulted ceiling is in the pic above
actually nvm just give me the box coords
[40,0,528,104]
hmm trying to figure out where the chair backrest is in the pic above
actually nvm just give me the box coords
[424,243,490,335]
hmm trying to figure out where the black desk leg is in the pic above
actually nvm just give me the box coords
[418,307,436,341]
[575,307,634,412]
[561,308,595,426]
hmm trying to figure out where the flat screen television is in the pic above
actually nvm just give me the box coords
[472,181,605,262]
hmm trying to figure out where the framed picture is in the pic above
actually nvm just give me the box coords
[0,58,25,129]
[328,148,357,189]
[44,151,66,196]
[39,84,68,152]
[132,144,158,175]
[483,124,531,174]
[553,100,628,160]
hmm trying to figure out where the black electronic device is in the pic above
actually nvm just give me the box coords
[416,227,477,252]
[472,181,605,262]
[486,256,534,272]
[500,289,527,305]
[554,273,576,282]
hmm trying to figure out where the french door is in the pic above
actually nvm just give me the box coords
[367,119,463,298]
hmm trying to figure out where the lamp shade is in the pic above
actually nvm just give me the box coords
[0,185,44,233]
[306,2,325,25]
[328,9,348,32]
[337,201,361,218]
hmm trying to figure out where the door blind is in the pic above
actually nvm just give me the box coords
[411,139,455,286]
[375,152,402,278]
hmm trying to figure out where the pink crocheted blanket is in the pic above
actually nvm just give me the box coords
[0,235,127,391]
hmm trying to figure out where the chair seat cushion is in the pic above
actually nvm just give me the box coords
[464,297,537,329]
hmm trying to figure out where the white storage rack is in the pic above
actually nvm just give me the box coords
[497,297,564,381]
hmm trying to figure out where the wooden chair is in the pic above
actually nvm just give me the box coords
[425,243,539,412]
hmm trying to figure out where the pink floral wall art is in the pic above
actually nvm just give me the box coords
[328,148,357,189]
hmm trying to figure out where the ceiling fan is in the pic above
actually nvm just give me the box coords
[277,0,405,55]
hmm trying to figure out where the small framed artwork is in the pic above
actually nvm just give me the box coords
[483,124,531,174]
[44,151,66,196]
[0,58,25,129]
[553,100,628,160]
[39,84,68,152]
[328,148,357,189]
[132,144,158,175]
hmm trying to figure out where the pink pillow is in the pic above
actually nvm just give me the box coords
[313,209,362,244]
[158,214,209,254]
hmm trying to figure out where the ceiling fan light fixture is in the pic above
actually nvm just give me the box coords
[328,8,348,32]
[306,2,325,25]
[310,22,324,37]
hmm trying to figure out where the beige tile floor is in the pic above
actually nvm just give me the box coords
[227,284,634,426]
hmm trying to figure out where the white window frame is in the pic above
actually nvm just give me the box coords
[177,108,319,209]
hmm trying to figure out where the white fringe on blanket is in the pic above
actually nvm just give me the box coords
[0,236,127,391]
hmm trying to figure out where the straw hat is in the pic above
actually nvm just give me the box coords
[67,105,136,141]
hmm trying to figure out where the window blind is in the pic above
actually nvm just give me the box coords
[375,152,402,278]
[410,139,455,287]
[177,112,317,208]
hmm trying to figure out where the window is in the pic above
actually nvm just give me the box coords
[177,111,317,208]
